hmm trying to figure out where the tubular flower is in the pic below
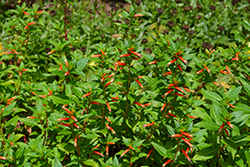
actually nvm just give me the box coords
[106,102,111,112]
[143,122,155,127]
[171,134,183,138]
[163,71,172,75]
[167,58,177,65]
[105,78,114,88]
[178,56,188,64]
[134,101,145,107]
[226,121,233,129]
[58,122,71,127]
[174,86,185,93]
[164,89,174,96]
[213,82,219,86]
[180,131,193,138]
[120,53,131,57]
[0,156,7,160]
[106,145,109,155]
[146,147,154,159]
[91,54,102,58]
[115,61,126,66]
[27,116,36,119]
[74,137,77,147]
[187,114,197,118]
[204,64,210,73]
[130,51,142,57]
[219,123,225,132]
[148,60,159,65]
[73,123,79,129]
[62,105,73,115]
[161,103,166,111]
[48,89,52,96]
[105,116,111,123]
[181,149,192,163]
[167,112,177,118]
[64,59,69,68]
[134,14,144,17]
[100,49,106,55]
[196,69,204,74]
[83,92,91,98]
[135,79,144,89]
[57,117,70,121]
[182,138,193,148]
[93,151,104,157]
[162,159,172,167]
[91,101,100,105]
[120,148,130,158]
[23,11,29,15]
[106,124,116,135]
[70,115,78,122]
[177,65,183,71]
[224,129,230,136]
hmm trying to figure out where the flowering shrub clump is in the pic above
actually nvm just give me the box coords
[0,0,250,166]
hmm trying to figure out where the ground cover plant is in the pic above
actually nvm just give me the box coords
[0,0,250,166]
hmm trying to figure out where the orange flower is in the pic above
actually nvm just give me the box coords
[167,58,177,65]
[23,11,29,15]
[163,71,172,75]
[187,114,197,118]
[213,82,219,86]
[57,117,70,121]
[47,50,55,55]
[70,115,78,122]
[178,56,187,64]
[218,123,225,132]
[38,95,47,98]
[226,121,233,129]
[28,22,36,26]
[100,49,106,55]
[134,14,144,17]
[161,103,166,111]
[171,134,183,138]
[143,122,155,127]
[167,112,177,118]
[106,102,111,112]
[0,156,7,160]
[74,137,77,147]
[134,101,144,107]
[146,147,154,159]
[105,78,114,88]
[181,149,192,163]
[73,123,79,129]
[120,53,131,57]
[62,105,73,115]
[196,69,204,74]
[91,54,102,58]
[58,122,71,127]
[162,159,172,167]
[204,64,210,73]
[91,101,100,105]
[182,138,193,148]
[115,61,126,66]
[106,145,109,155]
[120,148,130,157]
[111,34,122,38]
[83,92,91,98]
[135,79,144,89]
[129,145,134,150]
[93,151,104,157]
[64,59,69,68]
[180,131,193,138]
[130,51,142,57]
[105,116,111,123]
[27,116,36,119]
[164,89,174,96]
[48,89,52,96]
[174,86,185,93]
[64,71,70,76]
[106,124,116,135]
[148,60,159,65]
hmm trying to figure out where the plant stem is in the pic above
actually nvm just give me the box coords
[171,140,180,167]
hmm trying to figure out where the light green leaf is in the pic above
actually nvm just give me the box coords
[201,90,222,102]
[151,142,167,157]
[84,159,99,167]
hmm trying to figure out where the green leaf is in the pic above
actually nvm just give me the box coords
[151,142,167,157]
[84,159,99,167]
[20,118,37,126]
[239,78,250,96]
[194,121,220,131]
[193,146,217,161]
[53,156,63,167]
[2,102,16,117]
[112,156,119,167]
[77,57,90,71]
[243,20,250,31]
[227,86,242,101]
[201,90,222,102]
[49,94,71,105]
[210,103,223,125]
[4,116,19,127]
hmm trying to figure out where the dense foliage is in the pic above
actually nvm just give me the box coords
[0,0,250,166]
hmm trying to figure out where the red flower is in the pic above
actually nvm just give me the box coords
[120,148,130,157]
[105,116,111,123]
[167,112,177,118]
[106,102,111,112]
[224,129,230,136]
[105,78,114,88]
[148,60,159,65]
[162,159,172,167]
[134,14,144,17]
[57,117,70,121]
[70,115,78,122]
[204,64,210,73]
[146,147,154,159]
[219,123,225,132]
[143,122,155,127]
[64,59,69,68]
[171,134,183,138]
[23,11,29,15]
[180,131,193,138]
[178,56,188,64]
[93,151,104,157]
[163,71,172,75]
[181,149,192,163]
[164,89,174,96]
[106,124,116,135]
[161,103,166,112]
[115,61,126,66]
[226,121,233,129]
[58,122,71,127]
[196,69,204,74]
[135,79,144,89]
[91,54,102,58]
[28,22,36,26]
[167,58,177,65]
[120,54,131,57]
[83,92,91,98]
[130,51,142,57]
[74,137,77,147]
[182,138,193,148]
